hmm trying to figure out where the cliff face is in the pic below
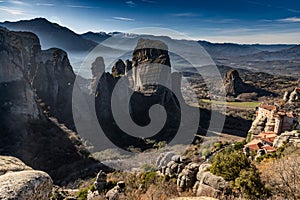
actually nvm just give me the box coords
[93,38,182,150]
[0,27,110,185]
[131,38,171,94]
[34,48,75,128]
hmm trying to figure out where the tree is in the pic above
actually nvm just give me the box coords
[233,168,268,199]
[210,149,268,199]
[210,149,251,181]
[264,154,300,200]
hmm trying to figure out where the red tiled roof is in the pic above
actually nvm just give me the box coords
[261,137,275,143]
[245,139,262,146]
[245,139,263,151]
[262,145,276,152]
[247,144,262,151]
[259,103,276,111]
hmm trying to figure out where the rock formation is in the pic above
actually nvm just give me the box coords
[105,181,126,200]
[0,156,53,200]
[284,88,300,104]
[112,59,125,77]
[94,38,182,150]
[90,56,106,94]
[223,69,273,97]
[94,170,107,193]
[159,155,228,198]
[273,130,300,148]
[0,27,111,185]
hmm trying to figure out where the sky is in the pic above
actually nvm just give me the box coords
[1,0,300,44]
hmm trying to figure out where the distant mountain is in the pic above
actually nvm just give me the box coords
[246,44,296,52]
[198,41,262,58]
[81,31,111,43]
[0,18,97,52]
[237,44,300,61]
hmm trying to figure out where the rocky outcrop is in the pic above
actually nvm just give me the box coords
[105,181,126,200]
[131,38,171,94]
[177,162,200,192]
[285,88,300,103]
[90,56,105,94]
[33,48,75,127]
[160,157,228,198]
[112,59,125,77]
[0,27,111,185]
[156,152,175,169]
[273,130,300,148]
[94,170,107,193]
[223,69,272,97]
[125,59,132,73]
[0,156,53,200]
[160,155,189,178]
[94,38,182,150]
[0,156,32,175]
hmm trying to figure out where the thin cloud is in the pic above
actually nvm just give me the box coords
[36,3,54,7]
[113,16,135,21]
[126,1,136,7]
[287,9,300,13]
[66,4,97,9]
[141,0,156,3]
[9,0,26,5]
[246,0,300,14]
[172,12,199,17]
[278,17,300,23]
[0,6,24,15]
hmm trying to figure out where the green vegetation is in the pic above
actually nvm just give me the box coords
[200,99,260,108]
[210,148,269,199]
[141,164,157,172]
[75,184,95,200]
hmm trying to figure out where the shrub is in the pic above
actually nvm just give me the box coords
[210,149,268,199]
[233,168,269,199]
[210,150,251,181]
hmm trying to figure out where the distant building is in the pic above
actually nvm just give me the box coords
[249,103,296,135]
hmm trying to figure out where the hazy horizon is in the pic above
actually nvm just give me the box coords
[0,0,300,44]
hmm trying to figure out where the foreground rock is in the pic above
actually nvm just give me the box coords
[0,156,53,200]
[160,156,228,199]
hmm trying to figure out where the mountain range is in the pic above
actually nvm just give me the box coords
[1,18,299,77]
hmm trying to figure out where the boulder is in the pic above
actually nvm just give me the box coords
[0,156,32,175]
[198,172,228,191]
[156,152,175,169]
[0,156,53,200]
[194,183,222,198]
[105,181,125,200]
[177,163,199,192]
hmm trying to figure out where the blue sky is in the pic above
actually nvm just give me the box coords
[1,0,300,43]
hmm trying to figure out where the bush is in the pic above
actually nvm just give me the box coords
[233,168,269,199]
[141,164,157,172]
[210,150,251,181]
[210,149,268,199]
